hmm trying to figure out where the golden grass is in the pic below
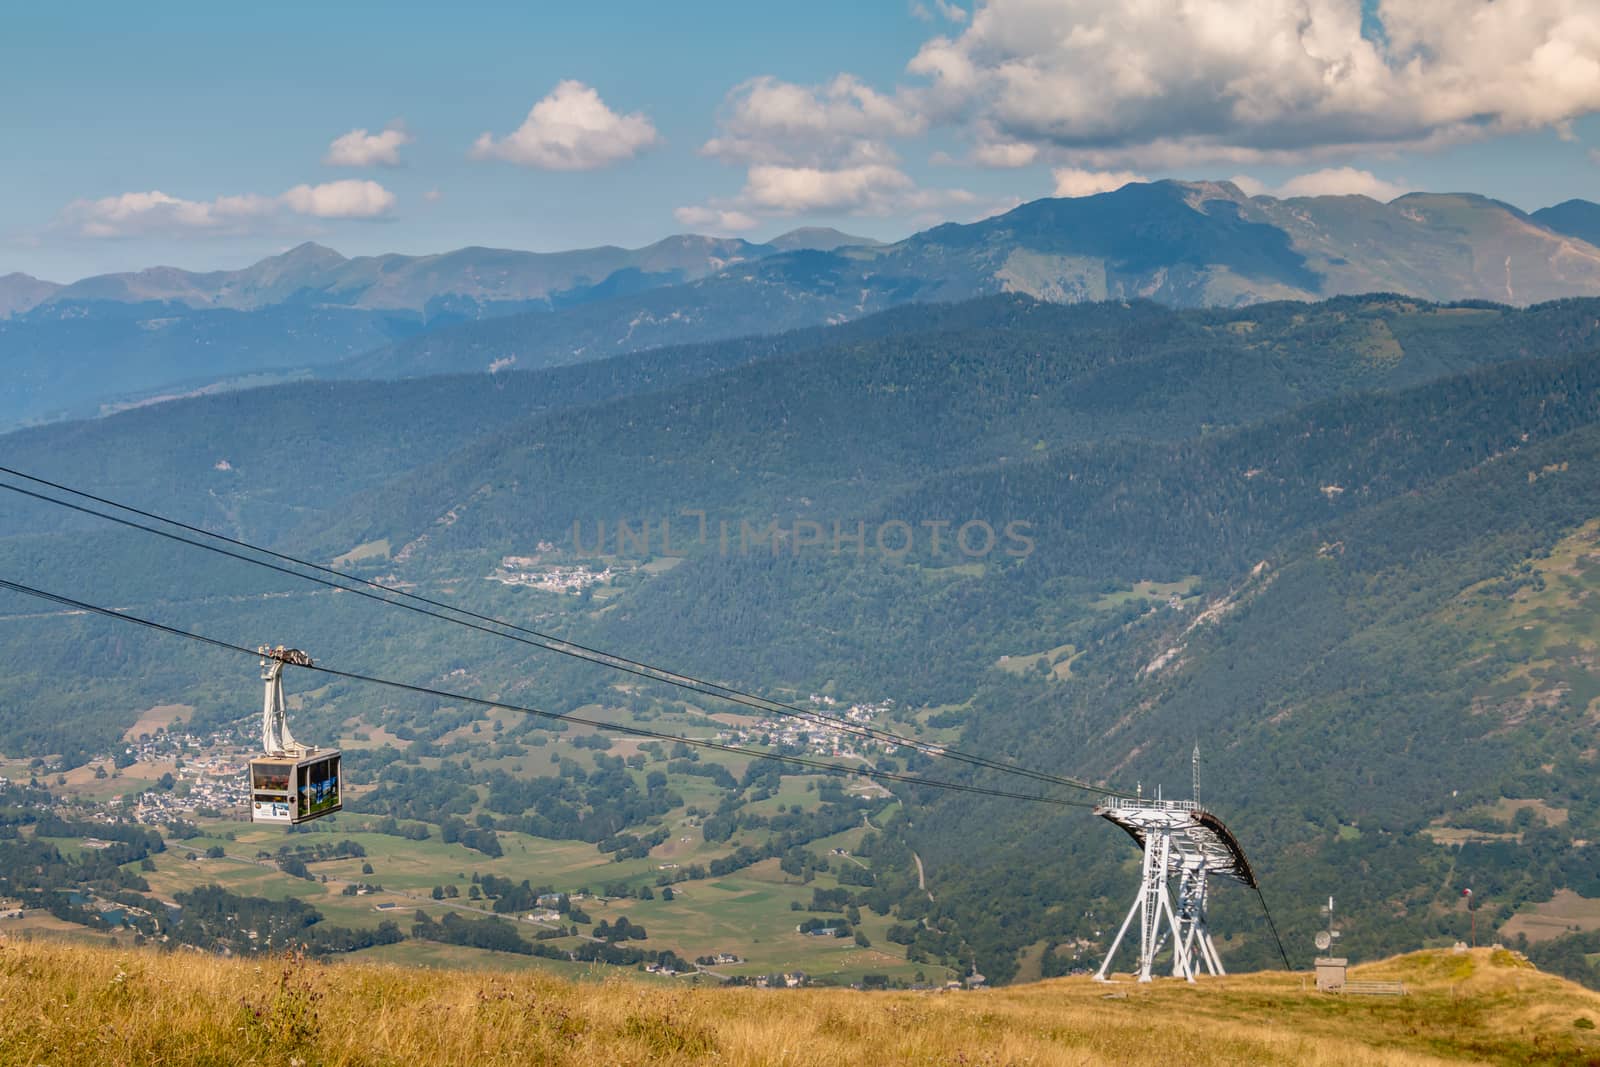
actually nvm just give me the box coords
[0,942,1597,1065]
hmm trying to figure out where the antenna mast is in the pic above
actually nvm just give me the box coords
[1192,744,1201,807]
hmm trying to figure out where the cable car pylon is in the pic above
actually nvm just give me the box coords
[1093,747,1249,983]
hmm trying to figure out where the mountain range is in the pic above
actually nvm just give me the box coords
[6,181,1600,430]
[355,182,1600,383]
[0,227,880,317]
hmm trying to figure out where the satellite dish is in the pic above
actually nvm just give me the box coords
[1315,930,1332,951]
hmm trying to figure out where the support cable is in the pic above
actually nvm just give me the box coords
[0,468,1128,798]
[0,577,1098,810]
[1253,885,1294,970]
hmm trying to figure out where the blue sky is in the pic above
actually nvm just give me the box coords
[7,0,1599,281]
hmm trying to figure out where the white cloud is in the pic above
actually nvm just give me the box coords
[59,181,396,238]
[1590,147,1600,166]
[742,163,917,214]
[912,0,967,22]
[1222,167,1411,202]
[280,179,396,218]
[1227,174,1270,198]
[324,124,412,167]
[972,140,1038,168]
[682,73,960,230]
[471,81,659,170]
[59,190,276,237]
[424,188,444,202]
[677,162,977,228]
[1051,167,1149,198]
[1275,166,1409,201]
[907,0,1600,168]
[673,205,759,232]
[702,74,925,167]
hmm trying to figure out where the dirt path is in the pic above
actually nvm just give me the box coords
[913,851,933,901]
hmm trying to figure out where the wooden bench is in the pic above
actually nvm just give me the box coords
[1341,980,1406,996]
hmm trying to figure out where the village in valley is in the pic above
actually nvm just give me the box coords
[0,684,970,990]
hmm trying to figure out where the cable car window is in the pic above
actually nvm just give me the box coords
[252,762,291,792]
[298,754,341,819]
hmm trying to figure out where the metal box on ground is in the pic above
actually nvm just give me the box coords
[1315,956,1348,992]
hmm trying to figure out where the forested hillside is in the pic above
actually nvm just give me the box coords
[12,184,1600,433]
[0,301,426,429]
[5,292,1600,986]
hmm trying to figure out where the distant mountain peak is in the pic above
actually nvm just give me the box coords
[265,241,348,267]
[1166,178,1252,203]
[768,227,882,252]
[1542,198,1600,215]
[1390,190,1526,213]
[1532,199,1600,248]
[0,271,64,318]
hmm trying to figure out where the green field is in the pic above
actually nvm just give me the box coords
[1088,577,1202,611]
[994,643,1079,680]
[124,774,922,982]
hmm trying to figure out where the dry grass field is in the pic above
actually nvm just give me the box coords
[0,941,1596,1065]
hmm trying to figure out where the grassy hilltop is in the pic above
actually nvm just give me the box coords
[1,942,1597,1066]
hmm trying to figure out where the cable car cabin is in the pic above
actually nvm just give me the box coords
[249,750,341,824]
[249,645,341,825]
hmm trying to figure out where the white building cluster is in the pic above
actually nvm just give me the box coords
[117,730,251,823]
[710,697,943,761]
[487,557,620,594]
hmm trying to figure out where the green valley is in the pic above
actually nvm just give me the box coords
[7,292,1600,988]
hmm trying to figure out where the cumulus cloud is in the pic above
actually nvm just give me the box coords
[280,179,397,218]
[673,205,758,232]
[1224,167,1411,201]
[971,140,1038,168]
[907,0,1600,168]
[59,181,396,238]
[58,191,275,238]
[702,74,925,167]
[911,0,967,22]
[1051,167,1149,197]
[1274,166,1410,201]
[1227,174,1270,197]
[677,162,979,228]
[741,163,917,214]
[324,124,412,167]
[681,72,965,229]
[471,81,659,170]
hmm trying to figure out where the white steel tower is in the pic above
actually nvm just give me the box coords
[1092,790,1256,983]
